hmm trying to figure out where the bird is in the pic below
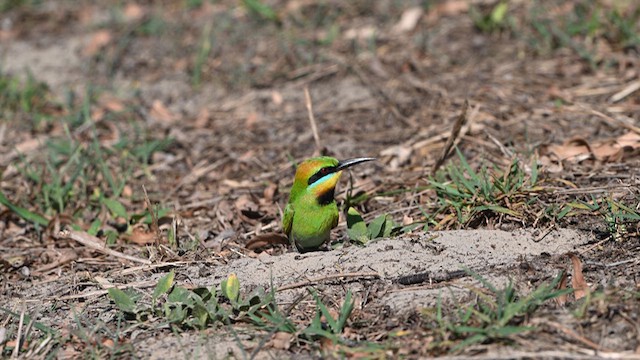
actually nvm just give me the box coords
[282,156,375,252]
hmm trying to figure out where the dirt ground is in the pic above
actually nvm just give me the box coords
[1,0,640,359]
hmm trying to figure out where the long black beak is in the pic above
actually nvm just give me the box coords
[336,157,376,171]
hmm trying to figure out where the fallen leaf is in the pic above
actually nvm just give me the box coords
[591,141,622,161]
[616,131,640,148]
[392,7,423,34]
[263,183,278,202]
[344,26,377,40]
[150,100,177,124]
[102,338,115,348]
[194,108,210,128]
[246,233,289,251]
[546,137,592,162]
[380,144,413,171]
[123,3,145,22]
[570,253,589,300]
[555,271,569,306]
[271,91,283,106]
[122,185,133,198]
[245,112,260,128]
[83,30,112,57]
[99,94,126,112]
[126,228,157,245]
[269,331,292,350]
[427,0,468,22]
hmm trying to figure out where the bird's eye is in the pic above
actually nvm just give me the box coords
[307,166,336,185]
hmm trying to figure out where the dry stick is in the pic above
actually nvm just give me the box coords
[57,280,158,301]
[114,261,193,276]
[13,309,25,358]
[579,104,640,134]
[395,269,468,286]
[534,319,611,352]
[304,86,321,154]
[59,230,151,265]
[610,79,640,103]
[276,272,380,292]
[431,99,470,176]
[34,250,78,274]
[143,184,161,248]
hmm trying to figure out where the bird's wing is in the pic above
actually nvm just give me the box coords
[282,203,294,236]
[331,209,339,229]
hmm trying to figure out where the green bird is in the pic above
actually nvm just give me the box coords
[282,156,375,252]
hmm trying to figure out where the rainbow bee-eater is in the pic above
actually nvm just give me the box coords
[283,156,375,252]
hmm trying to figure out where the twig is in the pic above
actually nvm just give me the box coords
[304,86,321,153]
[113,260,193,276]
[484,130,514,158]
[578,104,640,134]
[603,257,640,268]
[33,249,78,274]
[143,185,161,248]
[432,100,470,175]
[58,229,151,265]
[13,308,25,358]
[57,279,158,301]
[609,80,640,103]
[277,272,380,292]
[533,224,556,243]
[394,269,468,286]
[533,319,611,352]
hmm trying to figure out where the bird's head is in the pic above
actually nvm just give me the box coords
[290,156,375,204]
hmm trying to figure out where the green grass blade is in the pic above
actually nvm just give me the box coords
[0,191,49,226]
[153,271,175,301]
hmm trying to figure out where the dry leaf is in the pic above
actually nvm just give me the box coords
[123,3,145,22]
[344,26,376,40]
[99,95,126,113]
[546,137,592,162]
[570,253,589,300]
[427,0,468,22]
[392,7,423,34]
[126,228,157,245]
[83,30,112,57]
[555,271,569,306]
[269,331,292,350]
[271,91,283,106]
[122,185,133,198]
[591,141,622,161]
[380,144,413,171]
[616,132,640,148]
[246,233,289,251]
[101,338,115,348]
[263,183,278,202]
[91,108,105,122]
[195,108,210,128]
[245,112,260,128]
[150,100,177,124]
[541,131,640,167]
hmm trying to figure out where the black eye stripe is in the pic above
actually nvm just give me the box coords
[308,166,337,185]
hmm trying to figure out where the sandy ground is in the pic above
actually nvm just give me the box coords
[136,228,590,359]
